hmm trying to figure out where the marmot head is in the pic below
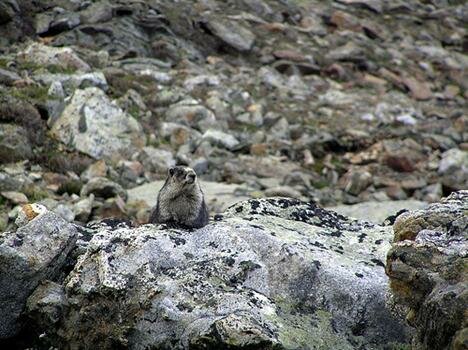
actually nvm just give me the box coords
[167,166,197,188]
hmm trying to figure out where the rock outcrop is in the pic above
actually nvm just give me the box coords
[386,190,468,350]
[1,198,411,349]
[0,210,78,338]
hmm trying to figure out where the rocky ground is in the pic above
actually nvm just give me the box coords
[1,197,411,349]
[1,192,466,349]
[0,0,466,229]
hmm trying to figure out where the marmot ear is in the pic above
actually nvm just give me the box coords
[168,167,175,176]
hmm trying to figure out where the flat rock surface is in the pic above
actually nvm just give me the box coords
[328,200,428,223]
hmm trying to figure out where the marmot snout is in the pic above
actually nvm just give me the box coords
[149,166,209,229]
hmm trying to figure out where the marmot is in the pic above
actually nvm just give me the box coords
[149,166,209,229]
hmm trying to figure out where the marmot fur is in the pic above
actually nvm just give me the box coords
[149,166,209,229]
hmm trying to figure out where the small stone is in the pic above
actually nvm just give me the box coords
[342,170,373,196]
[81,160,108,182]
[205,19,255,52]
[202,129,240,150]
[402,77,432,100]
[53,203,75,223]
[443,85,460,99]
[137,147,175,174]
[329,10,361,31]
[272,50,306,62]
[165,102,217,132]
[250,143,268,156]
[401,178,427,190]
[384,155,416,172]
[80,177,127,200]
[385,186,408,200]
[73,195,94,223]
[1,191,28,204]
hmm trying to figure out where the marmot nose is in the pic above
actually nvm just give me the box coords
[187,173,196,183]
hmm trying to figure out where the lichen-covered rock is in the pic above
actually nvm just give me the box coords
[50,87,145,161]
[17,42,91,72]
[26,198,409,349]
[0,210,77,338]
[386,191,468,350]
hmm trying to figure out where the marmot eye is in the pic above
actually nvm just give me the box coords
[169,167,175,176]
[188,174,196,180]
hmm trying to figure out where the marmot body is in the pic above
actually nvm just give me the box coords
[149,166,209,229]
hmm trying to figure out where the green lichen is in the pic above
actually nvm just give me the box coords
[22,185,50,202]
[269,297,355,350]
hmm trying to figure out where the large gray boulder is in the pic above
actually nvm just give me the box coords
[26,198,409,349]
[50,87,145,161]
[0,209,78,338]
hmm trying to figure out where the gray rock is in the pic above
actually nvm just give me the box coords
[329,200,428,224]
[53,203,75,223]
[17,42,91,72]
[387,191,468,350]
[202,129,240,150]
[80,177,127,200]
[0,124,33,163]
[0,68,20,85]
[137,147,175,174]
[342,170,373,196]
[205,19,255,52]
[0,0,17,24]
[0,211,77,338]
[165,101,217,132]
[79,1,113,24]
[0,191,28,205]
[26,280,67,327]
[438,148,468,190]
[28,198,409,348]
[73,195,94,223]
[50,87,145,160]
[35,71,108,95]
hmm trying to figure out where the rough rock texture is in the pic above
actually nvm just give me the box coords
[386,191,468,350]
[329,200,428,224]
[50,87,145,160]
[0,211,77,338]
[23,198,409,349]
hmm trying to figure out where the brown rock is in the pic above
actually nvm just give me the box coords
[384,155,416,172]
[378,68,405,90]
[402,77,432,100]
[250,143,268,156]
[329,10,362,31]
[272,50,306,62]
[385,186,408,200]
[1,191,28,204]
